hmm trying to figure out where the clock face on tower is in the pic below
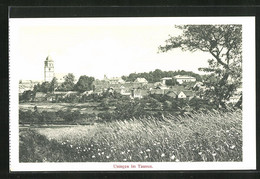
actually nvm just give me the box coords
[44,55,54,82]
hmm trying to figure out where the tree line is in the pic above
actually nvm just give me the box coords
[121,69,202,83]
[33,73,95,93]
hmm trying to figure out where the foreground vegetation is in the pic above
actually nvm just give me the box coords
[20,110,242,162]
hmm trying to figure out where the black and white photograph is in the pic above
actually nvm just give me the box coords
[9,17,256,171]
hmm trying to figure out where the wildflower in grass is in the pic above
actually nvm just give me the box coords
[70,144,73,148]
[123,159,127,161]
[226,130,230,133]
[170,155,175,160]
[161,153,165,157]
[140,151,143,154]
[98,153,101,156]
[144,156,148,159]
[198,152,202,155]
[91,144,93,147]
[88,148,91,150]
[146,149,151,152]
[92,155,95,158]
[127,150,130,153]
[212,153,217,157]
[121,151,125,154]
[98,149,101,151]
[102,152,104,155]
[175,159,180,162]
[153,143,157,146]
[106,155,110,159]
[230,145,236,149]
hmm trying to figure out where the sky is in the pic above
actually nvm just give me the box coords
[10,18,213,81]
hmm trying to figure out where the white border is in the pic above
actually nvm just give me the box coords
[9,17,256,171]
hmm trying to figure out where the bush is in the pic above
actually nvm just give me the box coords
[19,109,83,124]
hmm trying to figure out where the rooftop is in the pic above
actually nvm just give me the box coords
[174,75,196,79]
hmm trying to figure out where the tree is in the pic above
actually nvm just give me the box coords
[74,75,95,92]
[165,78,178,86]
[49,77,58,93]
[159,25,242,108]
[59,73,75,91]
[40,82,51,93]
[33,83,41,93]
[19,90,34,102]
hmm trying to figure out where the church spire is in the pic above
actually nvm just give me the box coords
[44,55,54,82]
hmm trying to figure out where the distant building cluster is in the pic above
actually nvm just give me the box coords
[19,55,241,104]
[93,75,196,100]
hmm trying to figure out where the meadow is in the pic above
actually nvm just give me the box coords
[19,102,101,114]
[19,110,242,162]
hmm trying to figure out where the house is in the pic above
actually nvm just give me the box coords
[134,78,148,84]
[192,82,204,90]
[165,91,177,98]
[155,85,169,90]
[175,90,195,99]
[154,82,164,87]
[173,75,196,84]
[19,80,42,94]
[93,88,103,95]
[182,90,195,99]
[34,92,47,102]
[154,82,169,90]
[142,83,154,90]
[132,89,149,99]
[228,95,241,104]
[93,80,110,91]
[46,94,56,102]
[117,86,131,96]
[120,88,132,96]
[177,91,186,98]
[106,77,125,84]
[150,89,165,95]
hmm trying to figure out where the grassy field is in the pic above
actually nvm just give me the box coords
[19,110,242,162]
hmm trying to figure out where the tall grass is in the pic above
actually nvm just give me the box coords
[20,110,242,162]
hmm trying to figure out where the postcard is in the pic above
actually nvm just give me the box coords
[9,17,256,171]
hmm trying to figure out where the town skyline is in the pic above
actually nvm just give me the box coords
[10,18,213,81]
[20,54,204,83]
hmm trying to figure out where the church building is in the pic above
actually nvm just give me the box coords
[44,55,54,82]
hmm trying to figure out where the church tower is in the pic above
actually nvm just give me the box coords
[44,55,54,82]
